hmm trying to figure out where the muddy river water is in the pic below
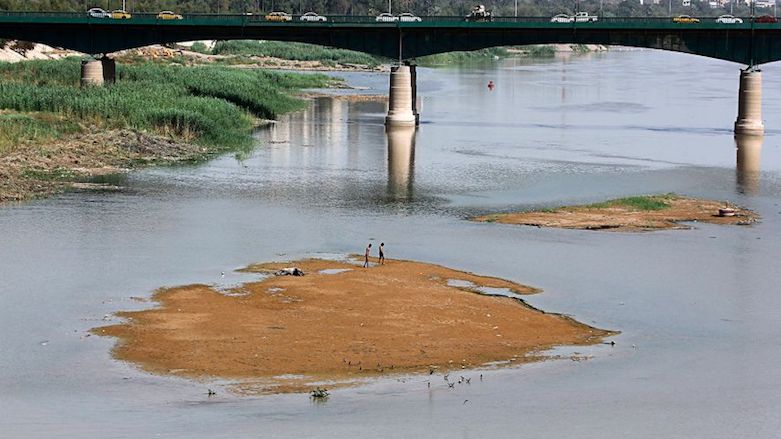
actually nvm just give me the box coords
[2,50,781,437]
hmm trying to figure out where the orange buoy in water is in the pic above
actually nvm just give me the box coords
[487,80,495,90]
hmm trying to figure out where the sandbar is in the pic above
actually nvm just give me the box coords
[96,258,612,393]
[474,194,758,231]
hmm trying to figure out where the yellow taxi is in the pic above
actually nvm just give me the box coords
[110,9,132,19]
[265,11,292,22]
[672,15,700,23]
[157,11,183,20]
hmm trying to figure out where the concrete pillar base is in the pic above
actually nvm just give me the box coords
[80,59,104,87]
[734,68,764,135]
[385,65,417,127]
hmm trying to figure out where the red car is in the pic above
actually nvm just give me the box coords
[753,15,778,23]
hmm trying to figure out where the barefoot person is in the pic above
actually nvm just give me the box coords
[363,243,372,268]
[378,243,385,265]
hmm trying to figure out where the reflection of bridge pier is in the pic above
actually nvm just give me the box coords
[735,134,762,195]
[734,67,764,135]
[386,125,416,200]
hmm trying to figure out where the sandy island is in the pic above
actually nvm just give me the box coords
[96,258,613,393]
[474,194,759,232]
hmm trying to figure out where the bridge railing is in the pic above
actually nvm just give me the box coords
[0,11,758,24]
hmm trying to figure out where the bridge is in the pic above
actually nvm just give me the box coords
[1,13,781,64]
[0,12,775,133]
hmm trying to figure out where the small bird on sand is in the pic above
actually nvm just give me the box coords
[220,272,225,278]
[447,382,455,389]
[463,399,470,404]
[207,389,216,396]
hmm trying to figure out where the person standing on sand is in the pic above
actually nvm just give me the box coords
[364,243,372,268]
[378,243,385,265]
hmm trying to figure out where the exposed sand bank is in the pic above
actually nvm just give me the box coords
[96,258,613,393]
[0,128,210,203]
[474,194,759,232]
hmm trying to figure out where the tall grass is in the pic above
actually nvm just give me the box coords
[0,112,81,155]
[212,40,384,67]
[0,59,333,151]
[588,194,677,211]
[417,47,510,65]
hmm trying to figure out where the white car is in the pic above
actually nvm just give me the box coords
[573,11,598,22]
[716,14,743,24]
[550,13,574,23]
[398,13,422,22]
[376,13,398,22]
[87,7,111,18]
[300,12,327,22]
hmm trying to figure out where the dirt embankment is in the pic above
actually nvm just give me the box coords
[474,195,759,232]
[116,45,389,72]
[95,258,613,394]
[0,129,210,203]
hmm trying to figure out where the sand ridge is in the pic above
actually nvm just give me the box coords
[96,258,613,393]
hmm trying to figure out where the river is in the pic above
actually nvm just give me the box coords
[1,49,780,438]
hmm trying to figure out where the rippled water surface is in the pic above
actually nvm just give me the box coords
[2,50,781,438]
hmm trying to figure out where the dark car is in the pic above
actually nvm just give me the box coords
[753,15,778,23]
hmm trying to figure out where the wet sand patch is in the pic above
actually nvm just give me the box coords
[474,194,759,232]
[95,258,613,394]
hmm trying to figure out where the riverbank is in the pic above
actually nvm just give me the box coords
[0,59,336,203]
[95,257,613,394]
[474,194,759,231]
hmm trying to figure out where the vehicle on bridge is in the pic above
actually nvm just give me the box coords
[87,8,110,19]
[753,14,778,23]
[550,13,574,23]
[573,12,598,22]
[398,13,422,22]
[673,15,700,23]
[157,11,183,20]
[300,12,327,22]
[376,13,398,22]
[110,9,132,19]
[465,5,493,22]
[265,11,292,22]
[716,14,743,24]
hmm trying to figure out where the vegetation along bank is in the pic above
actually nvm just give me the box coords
[0,58,336,203]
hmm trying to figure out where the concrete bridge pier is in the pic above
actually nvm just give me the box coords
[80,58,104,87]
[80,56,116,87]
[734,67,764,135]
[385,64,417,127]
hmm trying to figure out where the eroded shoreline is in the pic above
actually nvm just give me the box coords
[95,258,613,394]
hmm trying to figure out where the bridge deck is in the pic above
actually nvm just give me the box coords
[0,13,779,64]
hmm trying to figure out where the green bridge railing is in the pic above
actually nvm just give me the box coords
[0,11,774,26]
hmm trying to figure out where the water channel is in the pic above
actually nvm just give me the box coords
[1,49,781,437]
